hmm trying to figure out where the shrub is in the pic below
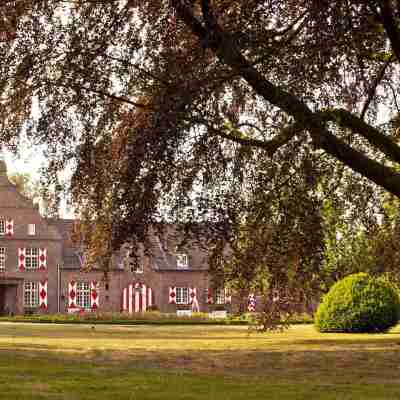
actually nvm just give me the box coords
[315,273,400,333]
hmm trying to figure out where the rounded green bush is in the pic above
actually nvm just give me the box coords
[315,273,400,333]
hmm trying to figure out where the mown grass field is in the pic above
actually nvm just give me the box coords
[1,322,400,399]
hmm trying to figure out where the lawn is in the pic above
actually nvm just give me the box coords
[0,322,400,399]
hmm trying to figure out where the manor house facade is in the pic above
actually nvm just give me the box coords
[0,159,233,315]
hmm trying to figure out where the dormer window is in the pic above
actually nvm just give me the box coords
[28,224,36,236]
[176,253,188,269]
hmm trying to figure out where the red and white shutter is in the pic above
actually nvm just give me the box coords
[248,294,256,312]
[207,288,214,304]
[189,287,197,304]
[142,283,147,312]
[90,281,99,310]
[134,283,140,312]
[128,284,133,313]
[148,287,153,308]
[39,248,47,270]
[169,286,176,304]
[5,219,13,236]
[122,287,128,312]
[124,284,154,313]
[68,281,77,308]
[39,280,48,309]
[18,248,26,271]
[224,288,232,304]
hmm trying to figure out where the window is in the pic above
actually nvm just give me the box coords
[130,264,143,273]
[176,287,189,304]
[176,253,188,269]
[215,289,225,305]
[76,282,91,309]
[0,247,5,271]
[25,248,39,270]
[24,281,39,307]
[28,224,36,236]
[0,220,4,235]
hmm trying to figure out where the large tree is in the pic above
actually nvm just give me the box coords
[2,0,400,316]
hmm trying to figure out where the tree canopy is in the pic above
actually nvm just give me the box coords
[2,0,400,315]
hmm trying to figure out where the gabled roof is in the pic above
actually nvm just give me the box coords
[47,218,209,271]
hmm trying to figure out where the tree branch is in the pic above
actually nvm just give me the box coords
[361,56,393,119]
[319,108,400,164]
[192,118,303,157]
[172,0,400,197]
[379,0,400,62]
[49,81,151,109]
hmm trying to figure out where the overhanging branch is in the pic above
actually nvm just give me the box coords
[192,117,303,156]
[319,108,400,164]
[172,0,400,197]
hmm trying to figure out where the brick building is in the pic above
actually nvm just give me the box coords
[0,158,233,315]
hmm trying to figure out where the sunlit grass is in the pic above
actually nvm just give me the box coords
[1,322,400,399]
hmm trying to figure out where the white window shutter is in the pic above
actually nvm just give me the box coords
[5,219,13,236]
[90,281,99,310]
[18,248,26,271]
[39,280,48,309]
[68,281,77,308]
[169,286,176,304]
[39,248,47,270]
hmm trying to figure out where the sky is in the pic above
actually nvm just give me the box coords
[4,147,74,219]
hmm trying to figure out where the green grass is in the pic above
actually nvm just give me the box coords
[1,323,400,399]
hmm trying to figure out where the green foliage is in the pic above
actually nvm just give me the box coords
[0,312,249,326]
[315,273,400,333]
[321,195,400,289]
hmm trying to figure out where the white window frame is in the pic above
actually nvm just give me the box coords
[176,287,189,305]
[0,220,4,236]
[0,247,5,271]
[25,248,39,270]
[24,281,39,308]
[76,282,91,309]
[215,288,225,305]
[132,264,143,273]
[176,253,188,269]
[28,224,36,236]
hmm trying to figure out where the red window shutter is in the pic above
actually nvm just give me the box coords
[169,286,176,304]
[18,248,26,271]
[5,219,13,236]
[68,281,77,309]
[39,248,47,270]
[90,281,99,310]
[39,280,48,309]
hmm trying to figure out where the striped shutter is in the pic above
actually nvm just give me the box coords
[90,281,99,310]
[134,283,140,312]
[224,288,232,304]
[122,284,154,313]
[5,219,13,236]
[39,280,48,309]
[207,288,214,304]
[189,287,197,304]
[18,248,26,271]
[248,294,256,312]
[169,286,176,304]
[39,248,47,270]
[122,287,128,312]
[142,284,147,311]
[128,284,133,313]
[68,281,77,308]
[148,287,153,308]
